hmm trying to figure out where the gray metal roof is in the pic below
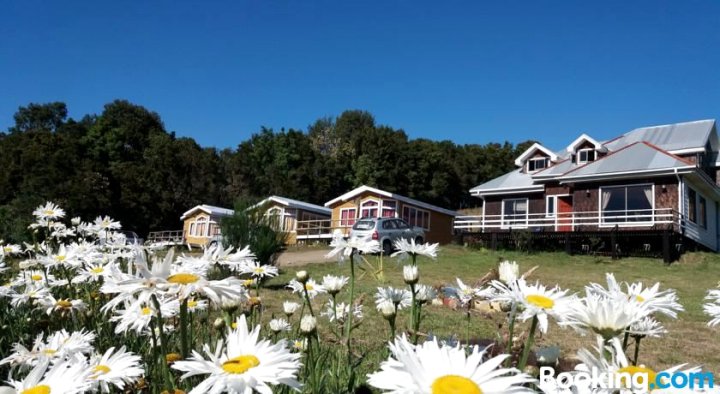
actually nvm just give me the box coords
[263,196,331,216]
[604,119,715,153]
[180,204,235,220]
[532,159,574,179]
[470,169,542,194]
[558,142,694,181]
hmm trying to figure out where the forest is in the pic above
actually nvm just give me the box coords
[0,100,533,241]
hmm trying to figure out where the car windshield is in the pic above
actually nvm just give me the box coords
[352,220,375,230]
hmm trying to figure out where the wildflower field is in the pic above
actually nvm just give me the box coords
[2,202,720,393]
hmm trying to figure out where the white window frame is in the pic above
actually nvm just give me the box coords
[501,198,529,229]
[577,148,596,164]
[546,195,557,218]
[402,205,431,230]
[190,216,211,237]
[526,157,549,172]
[599,183,655,227]
[381,199,398,218]
[360,198,381,218]
[339,208,357,227]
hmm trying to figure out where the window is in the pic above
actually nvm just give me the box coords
[382,220,397,230]
[360,200,379,218]
[600,185,653,224]
[577,149,596,164]
[546,196,557,218]
[502,198,528,227]
[340,208,356,227]
[527,157,548,172]
[402,206,431,230]
[395,219,410,229]
[382,200,397,217]
[699,196,707,229]
[688,188,697,223]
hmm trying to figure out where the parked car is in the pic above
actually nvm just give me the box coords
[349,217,425,255]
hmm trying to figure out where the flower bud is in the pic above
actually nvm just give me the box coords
[379,301,396,320]
[296,270,309,284]
[403,265,419,285]
[300,315,317,334]
[283,301,300,316]
[213,317,224,329]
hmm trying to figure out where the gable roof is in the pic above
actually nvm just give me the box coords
[470,169,544,196]
[255,196,331,216]
[566,133,607,153]
[513,143,559,167]
[604,119,715,154]
[557,142,695,182]
[325,185,459,216]
[180,204,235,220]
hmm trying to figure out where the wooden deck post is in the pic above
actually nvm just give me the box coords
[662,229,671,264]
[564,232,572,255]
[610,230,618,260]
[491,232,498,251]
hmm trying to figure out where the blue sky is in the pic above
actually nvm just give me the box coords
[1,1,719,151]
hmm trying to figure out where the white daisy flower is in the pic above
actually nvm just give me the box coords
[321,275,348,295]
[9,285,51,308]
[172,314,302,394]
[110,298,179,335]
[32,202,65,221]
[589,273,684,318]
[375,287,412,310]
[1,329,97,367]
[490,278,576,333]
[450,278,494,306]
[628,316,667,338]
[1,243,22,257]
[402,265,419,285]
[72,261,116,284]
[283,301,301,316]
[322,301,363,324]
[240,260,279,279]
[415,284,437,304]
[187,298,209,313]
[498,260,519,284]
[268,318,291,333]
[215,245,256,272]
[37,295,86,316]
[7,358,91,394]
[703,289,720,327]
[287,278,326,299]
[88,346,144,393]
[391,238,439,260]
[326,234,382,262]
[300,315,317,334]
[367,335,535,393]
[92,215,122,233]
[561,289,650,340]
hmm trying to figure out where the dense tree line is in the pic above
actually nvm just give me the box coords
[0,101,533,241]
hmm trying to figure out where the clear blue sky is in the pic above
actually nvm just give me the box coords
[2,1,719,151]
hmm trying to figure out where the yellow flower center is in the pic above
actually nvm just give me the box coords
[222,355,260,374]
[254,267,264,274]
[31,274,43,281]
[305,284,314,291]
[431,375,482,394]
[44,210,55,216]
[93,364,111,375]
[91,267,104,274]
[3,247,11,252]
[56,300,73,309]
[22,385,51,394]
[617,365,656,388]
[166,353,182,363]
[242,279,254,287]
[231,322,237,329]
[525,294,555,309]
[102,220,110,227]
[55,255,66,262]
[167,273,200,284]
[187,300,198,308]
[43,349,57,355]
[141,307,152,315]
[635,295,645,303]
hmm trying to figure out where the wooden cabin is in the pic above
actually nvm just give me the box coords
[180,204,234,248]
[253,196,331,245]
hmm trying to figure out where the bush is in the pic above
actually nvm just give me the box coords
[220,198,288,264]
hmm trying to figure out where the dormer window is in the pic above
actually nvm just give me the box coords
[527,157,549,172]
[577,149,596,164]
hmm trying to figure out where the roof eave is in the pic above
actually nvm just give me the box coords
[558,167,695,184]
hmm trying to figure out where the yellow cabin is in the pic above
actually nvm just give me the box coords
[253,196,332,245]
[180,204,235,248]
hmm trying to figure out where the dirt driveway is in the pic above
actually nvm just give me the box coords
[276,248,331,267]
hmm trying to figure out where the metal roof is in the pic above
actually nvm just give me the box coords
[532,159,575,179]
[180,204,235,220]
[557,142,695,182]
[604,119,715,153]
[325,185,459,216]
[258,196,331,216]
[469,169,543,195]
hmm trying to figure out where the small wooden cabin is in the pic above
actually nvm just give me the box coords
[180,204,234,248]
[323,185,458,244]
[253,196,332,245]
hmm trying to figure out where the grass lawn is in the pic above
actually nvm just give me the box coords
[260,245,720,373]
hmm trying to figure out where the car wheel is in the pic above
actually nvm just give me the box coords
[415,236,424,244]
[383,240,393,256]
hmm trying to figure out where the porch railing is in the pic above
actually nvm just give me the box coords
[453,208,678,232]
[294,219,358,240]
[147,230,184,244]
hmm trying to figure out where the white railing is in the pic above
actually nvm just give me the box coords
[453,208,677,232]
[294,219,350,240]
[147,230,184,244]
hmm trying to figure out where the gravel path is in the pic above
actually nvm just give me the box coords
[276,249,330,267]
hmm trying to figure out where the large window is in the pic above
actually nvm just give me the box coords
[600,185,653,224]
[502,198,528,227]
[340,208,356,227]
[527,157,548,172]
[402,206,430,230]
[699,196,707,229]
[687,187,708,229]
[360,200,379,218]
[189,217,209,237]
[382,200,397,217]
[688,188,697,223]
[546,195,557,218]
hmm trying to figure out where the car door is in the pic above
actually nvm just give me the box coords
[394,219,412,241]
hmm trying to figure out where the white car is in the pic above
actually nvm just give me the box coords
[349,217,425,255]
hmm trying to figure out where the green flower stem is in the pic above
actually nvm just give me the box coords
[633,336,642,366]
[504,301,518,367]
[345,253,356,356]
[179,298,189,358]
[622,329,630,350]
[410,283,418,344]
[151,295,174,390]
[518,315,538,371]
[302,287,315,318]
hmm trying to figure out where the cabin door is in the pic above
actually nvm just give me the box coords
[556,196,573,232]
